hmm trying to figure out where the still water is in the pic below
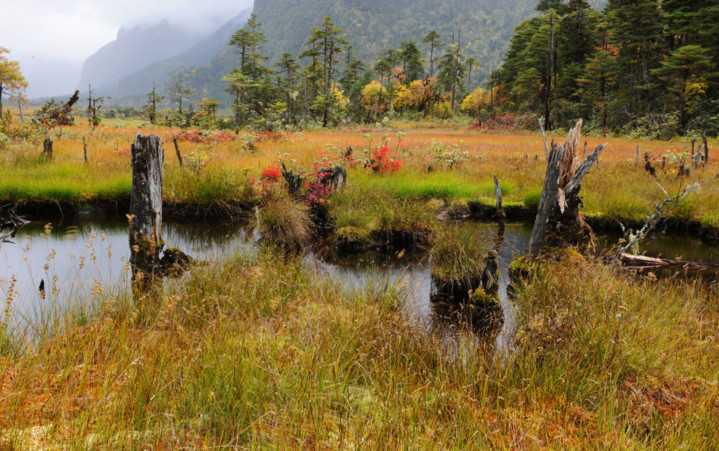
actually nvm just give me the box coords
[1,217,716,346]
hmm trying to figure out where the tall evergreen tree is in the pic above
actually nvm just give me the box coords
[438,43,466,114]
[274,53,301,124]
[422,31,444,78]
[227,14,273,125]
[652,45,713,133]
[303,17,348,127]
[399,41,426,83]
[605,0,665,119]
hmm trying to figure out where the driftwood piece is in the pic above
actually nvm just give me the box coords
[129,134,164,270]
[0,209,29,244]
[281,162,305,195]
[173,138,183,168]
[620,253,719,272]
[529,120,607,253]
[615,182,699,258]
[42,138,53,159]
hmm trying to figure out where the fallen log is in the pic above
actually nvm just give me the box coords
[620,253,719,272]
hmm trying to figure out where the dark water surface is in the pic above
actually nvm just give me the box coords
[1,218,716,346]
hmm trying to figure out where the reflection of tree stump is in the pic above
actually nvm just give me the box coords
[529,120,606,253]
[42,138,53,159]
[129,134,164,275]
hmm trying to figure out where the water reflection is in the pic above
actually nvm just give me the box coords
[0,220,255,331]
[1,217,715,351]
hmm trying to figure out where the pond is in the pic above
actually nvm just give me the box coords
[1,216,716,348]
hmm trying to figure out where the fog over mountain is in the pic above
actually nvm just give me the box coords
[13,56,83,99]
[79,0,255,97]
[78,21,207,93]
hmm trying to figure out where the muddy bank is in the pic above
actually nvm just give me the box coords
[7,198,719,248]
[466,201,719,248]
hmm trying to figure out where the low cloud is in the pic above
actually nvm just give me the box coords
[1,0,254,61]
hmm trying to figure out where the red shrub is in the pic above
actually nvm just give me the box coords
[370,144,403,174]
[260,165,282,183]
[176,129,236,143]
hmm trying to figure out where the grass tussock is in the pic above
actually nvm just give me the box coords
[429,223,492,280]
[0,245,717,448]
[257,196,312,248]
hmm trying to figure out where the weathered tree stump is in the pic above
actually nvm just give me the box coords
[83,135,88,163]
[129,134,164,272]
[529,120,607,253]
[42,138,53,159]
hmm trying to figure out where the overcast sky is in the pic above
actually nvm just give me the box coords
[2,0,254,62]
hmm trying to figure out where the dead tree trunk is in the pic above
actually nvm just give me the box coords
[42,138,53,159]
[173,138,183,168]
[17,98,24,123]
[494,175,505,222]
[83,135,88,163]
[703,131,709,165]
[129,134,164,272]
[529,120,607,253]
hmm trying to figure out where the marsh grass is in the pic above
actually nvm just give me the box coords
[429,223,492,280]
[1,124,718,231]
[256,196,312,248]
[0,242,717,448]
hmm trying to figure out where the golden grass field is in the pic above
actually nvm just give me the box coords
[1,120,717,226]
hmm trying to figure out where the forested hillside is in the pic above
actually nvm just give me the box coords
[489,0,719,136]
[253,0,539,86]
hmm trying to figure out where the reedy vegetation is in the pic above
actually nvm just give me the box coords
[1,245,718,447]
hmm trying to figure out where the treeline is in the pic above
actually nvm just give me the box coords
[486,0,719,137]
[156,14,477,130]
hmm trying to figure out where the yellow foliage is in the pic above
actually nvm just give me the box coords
[461,87,492,116]
[361,81,389,116]
[684,76,708,114]
[331,84,349,111]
